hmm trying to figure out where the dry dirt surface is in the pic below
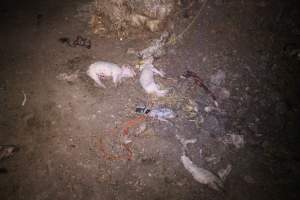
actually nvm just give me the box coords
[1,0,299,200]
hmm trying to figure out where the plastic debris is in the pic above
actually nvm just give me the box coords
[148,107,176,122]
[135,105,151,114]
[136,105,176,122]
[181,154,224,191]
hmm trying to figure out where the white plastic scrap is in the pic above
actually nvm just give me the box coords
[148,108,176,122]
[181,154,224,191]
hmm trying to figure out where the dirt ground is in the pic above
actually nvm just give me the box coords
[1,0,299,199]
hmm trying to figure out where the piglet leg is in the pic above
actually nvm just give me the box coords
[93,74,106,88]
[151,67,165,77]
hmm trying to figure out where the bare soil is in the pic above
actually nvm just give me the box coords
[1,0,299,200]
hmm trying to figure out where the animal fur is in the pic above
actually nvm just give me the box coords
[87,61,135,88]
[139,58,168,96]
[181,154,224,191]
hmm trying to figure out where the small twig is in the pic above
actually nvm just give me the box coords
[21,91,27,106]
